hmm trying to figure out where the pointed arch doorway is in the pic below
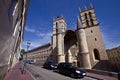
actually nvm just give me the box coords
[64,30,79,66]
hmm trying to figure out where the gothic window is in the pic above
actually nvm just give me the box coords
[84,13,87,19]
[56,22,58,27]
[94,49,100,60]
[90,19,94,26]
[89,12,92,18]
[56,22,58,31]
[86,20,89,27]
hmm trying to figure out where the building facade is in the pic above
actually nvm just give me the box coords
[0,0,29,79]
[106,46,120,71]
[51,4,108,69]
[25,3,108,70]
[23,43,52,65]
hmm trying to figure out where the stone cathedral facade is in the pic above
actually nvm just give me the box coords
[25,4,108,70]
[51,4,108,69]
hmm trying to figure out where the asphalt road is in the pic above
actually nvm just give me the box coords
[26,64,98,80]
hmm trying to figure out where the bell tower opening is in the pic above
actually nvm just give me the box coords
[80,4,99,28]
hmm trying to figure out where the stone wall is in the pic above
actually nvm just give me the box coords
[85,26,108,69]
[0,0,30,79]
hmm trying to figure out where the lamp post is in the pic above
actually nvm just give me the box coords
[26,40,31,62]
[22,40,31,74]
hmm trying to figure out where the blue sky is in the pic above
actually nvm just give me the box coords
[22,0,120,50]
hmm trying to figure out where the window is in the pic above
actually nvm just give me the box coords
[86,20,89,27]
[90,19,94,26]
[94,49,100,60]
[91,30,93,33]
[95,38,97,41]
[56,22,58,27]
[89,12,92,18]
[84,13,87,19]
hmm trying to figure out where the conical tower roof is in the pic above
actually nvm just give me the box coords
[77,16,83,29]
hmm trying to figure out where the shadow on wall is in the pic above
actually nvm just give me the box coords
[92,60,112,71]
[46,47,57,64]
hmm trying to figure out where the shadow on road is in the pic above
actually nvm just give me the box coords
[48,69,84,79]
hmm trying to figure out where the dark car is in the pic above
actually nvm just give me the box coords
[57,62,86,78]
[43,61,57,70]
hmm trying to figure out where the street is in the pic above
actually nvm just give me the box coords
[26,64,98,80]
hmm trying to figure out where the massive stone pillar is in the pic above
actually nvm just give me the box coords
[76,17,91,69]
[56,32,65,63]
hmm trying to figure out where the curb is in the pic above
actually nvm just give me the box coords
[26,68,36,80]
[86,75,104,80]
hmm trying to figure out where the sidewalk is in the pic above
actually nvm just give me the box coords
[87,72,118,80]
[4,62,34,80]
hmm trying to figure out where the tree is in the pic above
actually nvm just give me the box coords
[21,49,25,54]
[19,49,25,60]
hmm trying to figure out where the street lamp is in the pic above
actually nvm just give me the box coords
[26,40,31,62]
[22,40,31,74]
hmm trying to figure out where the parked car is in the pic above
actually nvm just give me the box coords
[57,62,86,78]
[23,59,36,64]
[43,61,57,70]
[29,59,36,64]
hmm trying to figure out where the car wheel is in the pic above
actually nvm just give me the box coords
[57,69,59,73]
[70,73,75,78]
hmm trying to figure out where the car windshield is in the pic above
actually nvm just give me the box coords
[65,63,74,67]
[48,61,56,65]
[30,60,34,62]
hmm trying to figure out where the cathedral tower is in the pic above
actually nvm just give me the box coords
[76,17,91,69]
[78,3,108,69]
[52,16,66,63]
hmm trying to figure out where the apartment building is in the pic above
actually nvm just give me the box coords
[0,0,29,79]
[23,43,52,66]
[107,46,120,72]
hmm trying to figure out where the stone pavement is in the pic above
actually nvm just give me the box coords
[4,62,34,80]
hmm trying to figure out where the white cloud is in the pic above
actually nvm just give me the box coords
[100,24,120,49]
[36,32,52,37]
[22,37,51,50]
[25,26,35,33]
[101,32,113,49]
[23,24,120,50]
[22,26,52,49]
[25,26,52,38]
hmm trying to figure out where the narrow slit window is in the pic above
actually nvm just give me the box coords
[89,12,92,18]
[90,19,94,26]
[84,13,87,19]
[86,20,89,27]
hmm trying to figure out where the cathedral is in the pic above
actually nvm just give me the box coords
[25,3,108,70]
[51,3,108,69]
